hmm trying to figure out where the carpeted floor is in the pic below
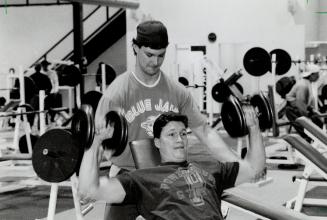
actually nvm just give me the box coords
[0,185,74,220]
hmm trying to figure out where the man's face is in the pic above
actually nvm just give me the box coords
[136,46,166,76]
[155,121,188,162]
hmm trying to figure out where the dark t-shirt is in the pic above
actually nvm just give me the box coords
[117,161,239,220]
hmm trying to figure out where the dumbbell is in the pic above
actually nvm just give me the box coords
[221,93,273,138]
[71,104,128,155]
[32,104,128,183]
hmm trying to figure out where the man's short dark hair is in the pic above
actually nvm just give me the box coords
[153,112,188,138]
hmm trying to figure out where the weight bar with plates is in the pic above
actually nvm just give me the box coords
[220,92,273,138]
[0,106,69,118]
[96,62,116,87]
[57,64,82,87]
[243,47,292,76]
[19,134,39,154]
[211,71,244,103]
[178,77,205,88]
[12,104,35,125]
[32,105,128,183]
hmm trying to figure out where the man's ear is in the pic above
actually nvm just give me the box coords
[132,43,139,54]
[154,138,160,149]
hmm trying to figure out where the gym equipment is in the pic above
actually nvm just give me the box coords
[178,76,189,86]
[284,133,327,214]
[243,47,293,76]
[96,63,116,87]
[19,134,39,154]
[270,49,292,76]
[32,104,128,182]
[221,92,273,138]
[0,106,69,118]
[250,93,273,130]
[318,84,327,113]
[71,104,128,152]
[211,71,243,103]
[178,76,205,88]
[243,47,272,76]
[10,76,38,104]
[32,129,81,183]
[57,64,82,87]
[12,104,35,125]
[81,90,103,113]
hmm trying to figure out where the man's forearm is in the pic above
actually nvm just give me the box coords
[245,126,265,175]
[78,141,102,200]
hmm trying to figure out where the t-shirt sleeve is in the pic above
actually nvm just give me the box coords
[94,83,122,127]
[116,172,139,204]
[176,84,207,128]
[213,162,239,194]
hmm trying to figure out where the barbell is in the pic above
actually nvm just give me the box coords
[243,47,293,76]
[32,104,128,183]
[56,62,117,87]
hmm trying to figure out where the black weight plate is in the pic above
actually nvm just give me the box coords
[19,134,39,154]
[321,84,327,100]
[71,104,95,150]
[261,93,274,129]
[11,77,38,104]
[270,49,292,75]
[59,64,81,87]
[81,91,103,114]
[96,63,116,87]
[234,82,244,94]
[32,129,80,183]
[250,93,273,131]
[221,96,248,137]
[211,82,231,103]
[243,47,271,76]
[102,111,128,156]
[178,77,189,86]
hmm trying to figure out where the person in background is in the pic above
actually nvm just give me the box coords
[285,63,323,141]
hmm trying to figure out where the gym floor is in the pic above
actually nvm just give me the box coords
[1,128,327,220]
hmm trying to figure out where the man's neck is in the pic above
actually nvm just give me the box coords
[133,67,161,87]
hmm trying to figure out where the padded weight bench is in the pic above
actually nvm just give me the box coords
[296,116,327,155]
[130,139,311,220]
[284,134,327,218]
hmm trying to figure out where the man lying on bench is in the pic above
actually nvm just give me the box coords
[78,110,311,219]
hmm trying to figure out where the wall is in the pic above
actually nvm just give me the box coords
[125,0,305,113]
[85,35,127,93]
[0,5,73,73]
